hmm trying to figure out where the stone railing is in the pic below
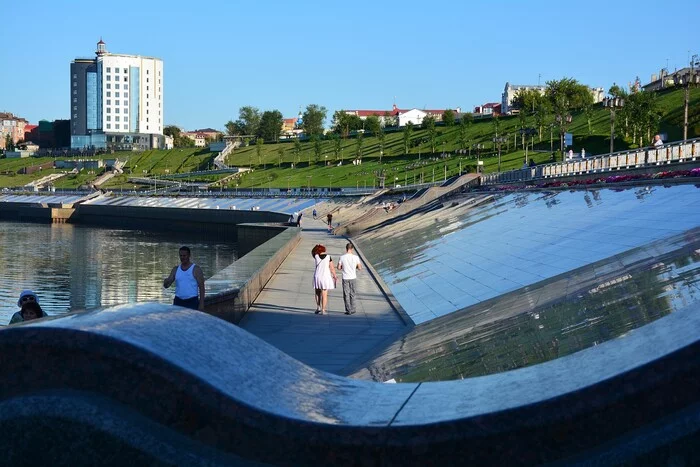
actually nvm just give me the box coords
[0,296,698,464]
[482,138,700,185]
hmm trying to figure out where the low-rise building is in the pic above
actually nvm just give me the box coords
[474,103,501,116]
[643,67,700,92]
[1,112,28,150]
[343,104,460,127]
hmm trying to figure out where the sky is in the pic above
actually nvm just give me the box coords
[1,0,699,131]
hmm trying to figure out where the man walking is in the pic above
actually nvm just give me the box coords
[338,242,362,315]
[163,246,206,311]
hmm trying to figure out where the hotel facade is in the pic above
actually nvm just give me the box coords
[70,40,165,150]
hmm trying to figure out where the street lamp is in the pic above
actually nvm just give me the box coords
[603,96,625,154]
[673,54,699,141]
[555,113,572,161]
[519,127,537,164]
[492,136,507,172]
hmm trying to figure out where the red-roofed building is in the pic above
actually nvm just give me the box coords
[343,104,461,127]
[473,103,501,116]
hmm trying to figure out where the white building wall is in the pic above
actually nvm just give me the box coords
[97,54,163,135]
[398,109,427,127]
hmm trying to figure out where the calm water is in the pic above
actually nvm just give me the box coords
[0,222,238,324]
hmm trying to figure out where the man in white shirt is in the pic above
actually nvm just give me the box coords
[653,134,664,148]
[338,242,362,315]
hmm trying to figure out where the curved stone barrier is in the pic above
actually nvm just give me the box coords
[1,302,699,465]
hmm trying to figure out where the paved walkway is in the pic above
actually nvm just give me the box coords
[239,218,407,376]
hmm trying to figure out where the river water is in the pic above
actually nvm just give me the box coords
[0,222,238,324]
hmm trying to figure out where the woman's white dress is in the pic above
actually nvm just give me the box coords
[313,254,335,290]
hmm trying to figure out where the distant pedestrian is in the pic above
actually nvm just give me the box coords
[338,243,362,315]
[581,148,586,158]
[312,244,336,315]
[296,211,303,229]
[312,209,317,219]
[9,290,48,324]
[653,134,664,148]
[163,246,206,311]
[326,213,333,229]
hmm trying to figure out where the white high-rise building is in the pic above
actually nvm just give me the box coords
[70,39,165,150]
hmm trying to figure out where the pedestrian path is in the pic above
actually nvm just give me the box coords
[239,218,408,376]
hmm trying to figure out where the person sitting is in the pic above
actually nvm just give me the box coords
[9,290,48,324]
[20,301,44,322]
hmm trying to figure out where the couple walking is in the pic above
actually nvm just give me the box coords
[312,242,362,315]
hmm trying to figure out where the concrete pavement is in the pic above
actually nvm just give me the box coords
[239,217,408,376]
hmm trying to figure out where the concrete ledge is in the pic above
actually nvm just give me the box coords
[0,302,699,464]
[204,226,300,324]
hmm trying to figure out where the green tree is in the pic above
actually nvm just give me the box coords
[5,134,14,152]
[442,109,455,127]
[312,134,323,164]
[329,133,342,161]
[355,132,364,160]
[545,78,592,155]
[293,138,302,167]
[277,146,285,168]
[365,115,381,136]
[403,122,414,154]
[377,125,386,162]
[458,113,473,150]
[302,104,327,137]
[237,106,261,136]
[224,120,243,136]
[258,110,283,142]
[256,137,264,167]
[423,115,437,153]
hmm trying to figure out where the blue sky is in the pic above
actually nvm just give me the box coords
[1,0,698,130]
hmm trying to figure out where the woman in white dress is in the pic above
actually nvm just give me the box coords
[312,244,337,315]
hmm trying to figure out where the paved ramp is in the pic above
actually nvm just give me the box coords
[239,218,408,375]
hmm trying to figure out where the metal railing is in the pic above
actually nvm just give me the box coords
[481,139,700,185]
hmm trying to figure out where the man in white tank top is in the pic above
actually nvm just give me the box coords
[163,246,206,311]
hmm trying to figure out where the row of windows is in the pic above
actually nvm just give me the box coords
[105,83,128,90]
[105,108,127,114]
[106,91,127,98]
[106,75,128,82]
[106,116,128,122]
[106,67,128,74]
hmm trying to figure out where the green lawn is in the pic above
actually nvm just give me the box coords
[1,87,698,190]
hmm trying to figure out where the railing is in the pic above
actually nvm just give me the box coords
[481,138,700,186]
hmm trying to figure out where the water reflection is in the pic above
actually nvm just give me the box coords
[359,231,700,382]
[359,185,700,324]
[0,223,237,323]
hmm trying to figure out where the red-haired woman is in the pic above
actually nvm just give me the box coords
[312,244,337,314]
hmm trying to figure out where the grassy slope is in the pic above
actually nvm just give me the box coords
[1,88,699,189]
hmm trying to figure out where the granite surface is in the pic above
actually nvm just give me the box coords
[0,301,698,464]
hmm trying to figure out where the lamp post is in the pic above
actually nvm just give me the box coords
[555,113,572,161]
[603,96,625,154]
[519,127,537,164]
[674,54,699,141]
[492,136,507,172]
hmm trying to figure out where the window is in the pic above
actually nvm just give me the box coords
[106,67,111,73]
[73,81,77,87]
[106,75,111,81]
[146,126,149,130]
[158,79,161,84]
[146,78,149,83]
[73,105,77,111]
[115,108,119,113]
[116,124,121,130]
[73,98,77,103]
[115,68,119,73]
[106,108,111,113]
[159,119,161,123]
[146,110,149,114]
[73,74,77,78]
[158,87,161,92]
[115,84,120,89]
[123,68,127,74]
[73,113,78,118]
[124,117,128,122]
[146,86,149,91]
[146,118,149,123]
[146,102,149,106]
[106,100,111,105]
[124,92,128,98]
[115,116,120,122]
[106,116,111,121]
[115,100,119,106]
[146,94,149,99]
[106,84,111,89]
[146,70,149,74]
[158,71,161,76]
[73,90,77,95]
[124,84,128,90]
[106,123,111,129]
[115,92,120,98]
[124,76,127,82]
